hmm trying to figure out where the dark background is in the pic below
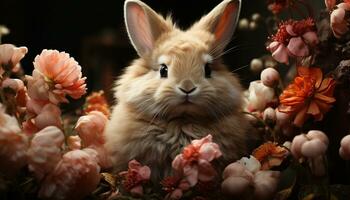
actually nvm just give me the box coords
[0,0,273,100]
[5,0,350,189]
[0,0,324,101]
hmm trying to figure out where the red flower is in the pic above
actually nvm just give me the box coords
[119,160,151,196]
[267,0,291,14]
[161,176,190,200]
[161,176,181,193]
[278,67,336,127]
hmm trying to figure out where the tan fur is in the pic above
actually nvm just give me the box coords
[105,0,252,181]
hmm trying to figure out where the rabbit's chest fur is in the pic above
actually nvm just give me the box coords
[105,104,249,180]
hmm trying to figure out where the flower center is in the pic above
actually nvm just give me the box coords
[183,144,200,163]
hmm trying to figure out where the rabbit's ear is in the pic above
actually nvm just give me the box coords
[192,0,241,53]
[124,0,171,57]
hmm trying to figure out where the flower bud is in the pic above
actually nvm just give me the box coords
[301,139,327,158]
[250,58,264,73]
[340,135,350,160]
[261,68,280,87]
[263,107,276,124]
[249,21,258,30]
[251,13,262,22]
[67,135,82,150]
[291,134,308,159]
[239,18,249,30]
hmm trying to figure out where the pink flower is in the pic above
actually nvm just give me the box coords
[253,170,281,200]
[222,156,280,199]
[30,49,87,104]
[119,159,151,196]
[275,109,294,136]
[75,111,107,146]
[26,70,51,102]
[172,135,222,186]
[275,109,291,126]
[1,78,25,92]
[291,130,329,159]
[27,126,64,180]
[221,162,253,197]
[75,111,111,168]
[339,135,350,160]
[260,68,280,88]
[39,148,100,200]
[67,135,81,150]
[1,78,28,107]
[90,145,112,169]
[267,19,318,64]
[23,102,62,135]
[0,104,28,176]
[34,103,62,129]
[0,44,27,75]
[263,107,276,123]
[291,131,329,176]
[245,80,275,112]
[330,3,350,38]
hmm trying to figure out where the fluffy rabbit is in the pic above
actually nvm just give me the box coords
[105,0,254,181]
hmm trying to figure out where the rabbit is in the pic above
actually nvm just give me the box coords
[105,0,256,182]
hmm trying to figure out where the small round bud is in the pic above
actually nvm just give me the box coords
[263,107,276,124]
[291,134,308,159]
[275,109,291,127]
[260,68,280,87]
[238,18,249,30]
[250,58,263,73]
[251,13,262,22]
[301,139,327,158]
[249,21,258,30]
[222,176,251,197]
[340,135,350,160]
[0,25,10,35]
[307,130,329,146]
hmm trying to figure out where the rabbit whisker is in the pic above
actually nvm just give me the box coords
[231,64,249,73]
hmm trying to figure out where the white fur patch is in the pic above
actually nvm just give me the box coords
[158,55,169,64]
[202,54,213,63]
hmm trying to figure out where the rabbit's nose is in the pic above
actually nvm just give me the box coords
[178,79,197,94]
[179,87,197,94]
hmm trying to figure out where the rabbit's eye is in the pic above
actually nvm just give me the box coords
[160,64,168,78]
[205,63,211,78]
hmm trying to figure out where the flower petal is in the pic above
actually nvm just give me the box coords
[198,159,217,182]
[183,165,198,186]
[287,37,309,57]
[271,44,289,64]
[293,106,309,127]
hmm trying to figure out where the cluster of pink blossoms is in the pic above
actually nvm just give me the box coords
[0,44,111,200]
[23,49,87,134]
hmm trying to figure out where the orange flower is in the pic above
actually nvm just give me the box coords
[252,142,289,170]
[278,67,336,127]
[84,91,110,117]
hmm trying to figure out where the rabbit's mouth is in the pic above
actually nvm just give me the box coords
[180,95,195,105]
